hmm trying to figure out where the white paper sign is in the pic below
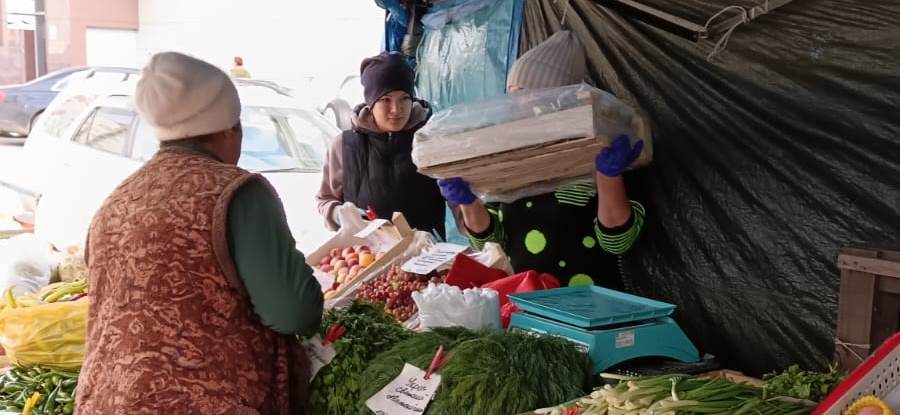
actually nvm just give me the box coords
[354,219,389,238]
[401,243,468,275]
[304,335,337,381]
[366,363,441,415]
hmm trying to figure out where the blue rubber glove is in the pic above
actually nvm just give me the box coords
[596,135,644,177]
[437,178,478,205]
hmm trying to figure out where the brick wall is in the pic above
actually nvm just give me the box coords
[0,0,28,85]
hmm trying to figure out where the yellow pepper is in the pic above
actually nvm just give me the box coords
[22,391,41,415]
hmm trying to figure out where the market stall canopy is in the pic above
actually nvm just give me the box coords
[520,0,900,375]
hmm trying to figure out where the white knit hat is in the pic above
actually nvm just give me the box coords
[507,31,586,90]
[136,52,241,142]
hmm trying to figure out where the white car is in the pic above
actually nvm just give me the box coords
[7,77,338,253]
[320,75,363,131]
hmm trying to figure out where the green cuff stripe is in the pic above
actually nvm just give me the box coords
[556,197,592,206]
[596,201,645,255]
[468,211,506,250]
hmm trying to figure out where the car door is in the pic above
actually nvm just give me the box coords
[0,90,97,203]
[34,99,142,249]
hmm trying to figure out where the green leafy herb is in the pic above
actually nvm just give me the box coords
[309,301,412,415]
[763,364,846,402]
[357,328,591,415]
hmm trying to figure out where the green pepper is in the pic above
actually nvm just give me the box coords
[63,401,74,415]
[51,371,79,380]
[61,379,77,389]
[42,383,60,414]
[4,370,19,384]
[2,382,25,394]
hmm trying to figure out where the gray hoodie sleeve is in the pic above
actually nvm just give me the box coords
[316,133,344,231]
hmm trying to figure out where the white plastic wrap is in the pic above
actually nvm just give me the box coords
[413,83,647,167]
[411,283,501,330]
[465,242,514,274]
[412,83,652,202]
[0,234,52,296]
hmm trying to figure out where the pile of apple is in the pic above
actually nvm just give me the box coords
[319,245,380,299]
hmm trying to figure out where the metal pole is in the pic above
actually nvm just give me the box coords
[34,0,47,76]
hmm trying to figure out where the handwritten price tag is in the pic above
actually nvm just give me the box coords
[304,335,337,381]
[365,363,441,415]
[401,243,468,275]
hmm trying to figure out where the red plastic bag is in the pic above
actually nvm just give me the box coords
[445,255,560,327]
[445,253,508,288]
[483,271,560,327]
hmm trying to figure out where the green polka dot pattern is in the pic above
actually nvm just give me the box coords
[569,274,595,286]
[525,230,547,254]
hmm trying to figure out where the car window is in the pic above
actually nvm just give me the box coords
[282,111,335,170]
[130,107,335,172]
[73,107,135,155]
[240,108,305,172]
[131,120,159,161]
[43,93,95,140]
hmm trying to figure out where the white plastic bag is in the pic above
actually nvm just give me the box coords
[466,242,514,274]
[0,234,52,296]
[334,202,399,253]
[56,245,87,282]
[412,283,502,330]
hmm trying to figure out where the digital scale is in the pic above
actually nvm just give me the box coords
[508,285,701,374]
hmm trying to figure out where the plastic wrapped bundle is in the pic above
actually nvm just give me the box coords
[412,283,502,330]
[412,84,652,202]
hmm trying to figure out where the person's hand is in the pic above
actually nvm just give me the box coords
[595,135,644,177]
[437,178,477,205]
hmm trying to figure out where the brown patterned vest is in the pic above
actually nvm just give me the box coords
[77,147,310,415]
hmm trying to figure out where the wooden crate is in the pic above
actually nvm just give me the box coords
[418,111,653,197]
[835,247,900,372]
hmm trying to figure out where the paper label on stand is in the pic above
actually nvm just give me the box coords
[616,331,635,349]
[304,335,337,380]
[366,363,441,415]
[401,243,468,275]
[354,219,390,238]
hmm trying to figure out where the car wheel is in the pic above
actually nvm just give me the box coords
[324,99,353,131]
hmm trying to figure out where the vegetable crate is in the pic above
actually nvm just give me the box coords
[813,331,900,415]
[835,247,900,372]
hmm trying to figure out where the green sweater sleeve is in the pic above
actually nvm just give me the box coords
[595,200,646,255]
[227,178,323,336]
[466,207,507,251]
